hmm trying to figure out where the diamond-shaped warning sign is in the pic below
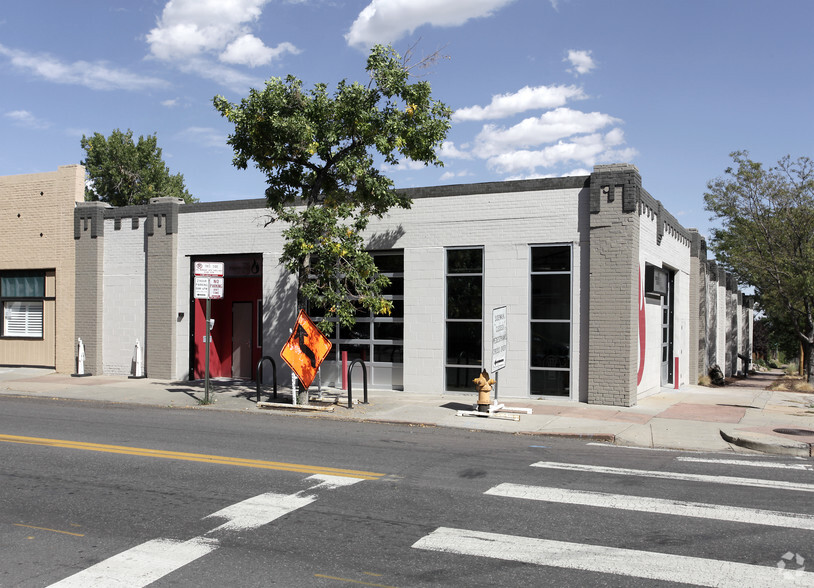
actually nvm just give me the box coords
[280,310,332,390]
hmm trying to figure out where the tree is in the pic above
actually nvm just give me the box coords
[214,44,451,333]
[81,129,196,206]
[705,151,814,379]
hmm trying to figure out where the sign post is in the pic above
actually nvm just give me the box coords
[194,262,224,404]
[491,306,507,402]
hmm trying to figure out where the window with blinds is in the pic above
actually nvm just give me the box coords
[4,301,43,337]
[1,271,45,338]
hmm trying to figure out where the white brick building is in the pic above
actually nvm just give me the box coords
[3,163,753,407]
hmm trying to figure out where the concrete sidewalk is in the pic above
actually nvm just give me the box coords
[0,367,811,457]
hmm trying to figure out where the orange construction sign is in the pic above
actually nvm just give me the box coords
[280,310,332,390]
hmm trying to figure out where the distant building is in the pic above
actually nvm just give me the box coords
[1,163,751,407]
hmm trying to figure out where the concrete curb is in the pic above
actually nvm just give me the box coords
[518,431,617,443]
[719,429,813,457]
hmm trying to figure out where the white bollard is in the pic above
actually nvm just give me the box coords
[77,338,85,375]
[134,339,143,378]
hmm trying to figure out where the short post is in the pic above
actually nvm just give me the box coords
[77,338,85,375]
[347,358,368,409]
[134,339,143,378]
[291,371,298,406]
[255,356,278,403]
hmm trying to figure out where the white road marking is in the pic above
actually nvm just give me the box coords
[531,461,814,492]
[48,473,364,587]
[305,473,364,490]
[48,537,218,588]
[204,492,315,533]
[486,483,814,530]
[412,527,814,587]
[676,456,814,471]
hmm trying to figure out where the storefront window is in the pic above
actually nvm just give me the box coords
[530,246,571,396]
[1,272,45,338]
[446,248,483,392]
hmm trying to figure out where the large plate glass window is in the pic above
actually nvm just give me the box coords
[1,271,45,338]
[312,251,404,390]
[530,245,571,396]
[446,248,483,392]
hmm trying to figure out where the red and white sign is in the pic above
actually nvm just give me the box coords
[208,277,224,299]
[194,261,224,277]
[194,276,225,299]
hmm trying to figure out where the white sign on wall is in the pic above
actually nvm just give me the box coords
[492,306,507,372]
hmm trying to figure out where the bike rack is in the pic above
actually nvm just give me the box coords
[347,358,368,409]
[256,356,278,403]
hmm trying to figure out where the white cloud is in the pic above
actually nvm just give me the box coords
[453,85,586,122]
[175,126,228,149]
[473,107,620,158]
[162,98,179,107]
[440,170,473,181]
[4,110,50,129]
[439,141,473,160]
[486,129,636,175]
[382,158,430,172]
[346,0,515,47]
[220,36,299,67]
[565,49,596,75]
[0,43,166,91]
[147,0,299,83]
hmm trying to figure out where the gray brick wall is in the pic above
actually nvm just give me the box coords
[144,199,180,378]
[587,164,641,406]
[75,201,108,375]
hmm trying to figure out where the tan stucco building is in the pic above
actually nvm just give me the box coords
[0,165,84,372]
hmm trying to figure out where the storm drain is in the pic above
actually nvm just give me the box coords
[773,428,814,436]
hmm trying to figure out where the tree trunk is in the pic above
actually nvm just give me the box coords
[806,340,814,383]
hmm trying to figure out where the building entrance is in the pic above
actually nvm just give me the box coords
[191,255,262,380]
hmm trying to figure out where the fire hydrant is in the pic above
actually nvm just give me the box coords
[473,369,496,413]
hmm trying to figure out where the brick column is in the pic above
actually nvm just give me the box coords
[75,202,108,375]
[587,164,641,406]
[145,198,181,379]
[688,230,707,385]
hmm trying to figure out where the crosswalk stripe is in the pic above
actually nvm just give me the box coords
[412,527,814,587]
[486,483,814,530]
[48,475,361,587]
[531,461,814,493]
[676,456,814,471]
[47,537,219,588]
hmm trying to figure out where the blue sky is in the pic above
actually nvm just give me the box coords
[1,0,811,240]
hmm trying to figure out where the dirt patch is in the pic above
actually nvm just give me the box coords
[769,375,814,394]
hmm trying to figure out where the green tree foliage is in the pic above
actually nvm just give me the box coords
[705,151,814,378]
[81,129,196,206]
[214,44,451,332]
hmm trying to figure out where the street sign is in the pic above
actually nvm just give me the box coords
[208,277,224,299]
[194,261,224,277]
[194,276,225,299]
[280,310,332,390]
[194,276,210,299]
[492,306,507,372]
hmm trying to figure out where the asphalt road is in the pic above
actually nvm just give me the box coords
[1,396,813,587]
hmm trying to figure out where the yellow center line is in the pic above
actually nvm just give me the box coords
[314,574,398,588]
[0,434,384,480]
[14,523,84,537]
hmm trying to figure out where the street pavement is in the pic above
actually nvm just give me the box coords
[0,367,811,457]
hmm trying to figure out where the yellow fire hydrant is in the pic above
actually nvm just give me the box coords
[473,369,496,413]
